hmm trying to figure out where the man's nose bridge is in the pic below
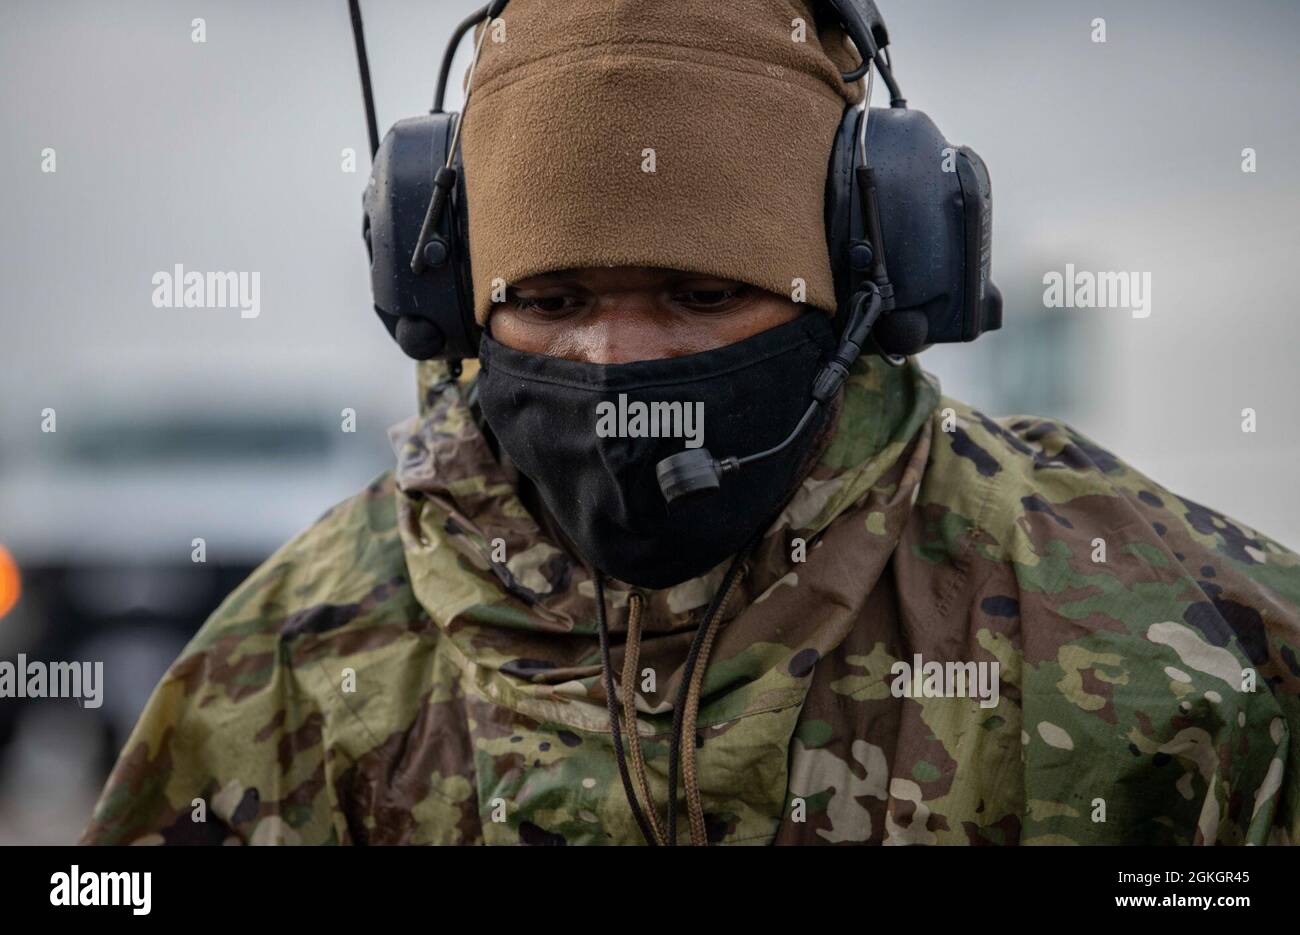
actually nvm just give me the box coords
[585,295,659,364]
[586,324,639,365]
[598,288,658,321]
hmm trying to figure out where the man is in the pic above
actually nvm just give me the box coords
[84,0,1300,845]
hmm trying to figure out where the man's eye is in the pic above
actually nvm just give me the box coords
[677,289,741,308]
[514,295,578,315]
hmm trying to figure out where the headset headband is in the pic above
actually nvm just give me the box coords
[349,0,1002,362]
[404,0,905,278]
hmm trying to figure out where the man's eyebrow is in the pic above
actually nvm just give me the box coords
[670,276,746,287]
[513,274,582,290]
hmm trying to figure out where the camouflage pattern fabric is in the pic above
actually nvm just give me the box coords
[82,353,1300,844]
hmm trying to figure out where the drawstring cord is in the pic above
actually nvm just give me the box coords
[665,549,750,845]
[679,565,746,845]
[619,591,668,845]
[593,547,752,846]
[595,573,660,846]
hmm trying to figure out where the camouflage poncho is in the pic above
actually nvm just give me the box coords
[83,353,1300,844]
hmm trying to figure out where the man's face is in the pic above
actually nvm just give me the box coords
[488,266,805,364]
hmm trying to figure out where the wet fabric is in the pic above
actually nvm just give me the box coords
[83,352,1300,845]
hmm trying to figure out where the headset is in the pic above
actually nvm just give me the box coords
[349,0,1002,502]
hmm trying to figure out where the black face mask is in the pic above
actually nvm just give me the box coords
[476,314,839,590]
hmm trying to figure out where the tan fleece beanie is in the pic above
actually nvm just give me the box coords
[460,0,865,324]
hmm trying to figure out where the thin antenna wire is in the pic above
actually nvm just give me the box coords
[858,66,876,165]
[444,11,494,169]
[348,0,379,160]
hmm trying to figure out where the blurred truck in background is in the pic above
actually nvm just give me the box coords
[0,385,398,841]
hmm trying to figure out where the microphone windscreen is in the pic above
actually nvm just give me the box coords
[872,310,928,357]
[656,449,721,506]
[396,316,446,360]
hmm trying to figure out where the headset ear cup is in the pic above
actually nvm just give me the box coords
[872,309,928,357]
[396,316,447,360]
[365,113,480,360]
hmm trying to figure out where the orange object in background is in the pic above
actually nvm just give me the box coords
[0,545,20,619]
